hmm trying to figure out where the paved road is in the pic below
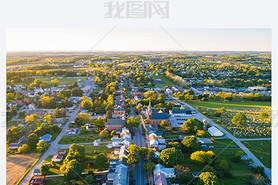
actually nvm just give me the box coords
[133,126,147,185]
[239,138,271,141]
[172,96,272,180]
[19,77,95,185]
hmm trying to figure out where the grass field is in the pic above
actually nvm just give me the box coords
[58,133,111,144]
[152,74,176,87]
[6,153,40,185]
[242,140,271,168]
[36,76,87,85]
[187,99,271,110]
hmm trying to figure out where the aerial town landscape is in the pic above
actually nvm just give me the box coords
[5,51,271,185]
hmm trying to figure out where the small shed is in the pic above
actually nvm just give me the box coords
[51,154,63,162]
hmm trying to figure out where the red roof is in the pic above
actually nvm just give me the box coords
[52,154,63,160]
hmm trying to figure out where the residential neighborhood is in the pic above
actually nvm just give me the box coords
[6,52,272,185]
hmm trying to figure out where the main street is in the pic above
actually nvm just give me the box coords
[130,104,148,185]
[172,96,272,180]
[20,77,95,185]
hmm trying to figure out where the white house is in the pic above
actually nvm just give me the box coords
[153,164,176,178]
[208,126,224,137]
[51,154,63,162]
[93,139,101,146]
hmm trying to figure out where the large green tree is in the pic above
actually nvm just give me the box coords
[197,172,220,185]
[232,113,247,126]
[181,136,199,153]
[60,159,83,181]
[159,148,182,167]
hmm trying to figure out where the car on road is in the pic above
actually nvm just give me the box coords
[208,146,214,149]
[141,133,144,136]
[201,145,208,149]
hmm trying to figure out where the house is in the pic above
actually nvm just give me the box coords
[208,126,224,137]
[29,175,45,185]
[154,172,169,185]
[18,121,29,127]
[114,106,125,117]
[111,138,131,147]
[113,164,128,185]
[146,102,170,125]
[58,149,66,155]
[9,136,27,149]
[153,164,176,178]
[197,137,213,144]
[39,134,52,142]
[66,128,78,135]
[33,169,41,176]
[93,139,101,146]
[105,119,126,131]
[51,154,63,162]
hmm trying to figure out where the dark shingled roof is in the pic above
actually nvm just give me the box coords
[149,113,169,120]
[171,109,186,114]
[107,119,126,126]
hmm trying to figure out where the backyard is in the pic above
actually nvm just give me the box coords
[152,74,176,87]
[58,133,111,144]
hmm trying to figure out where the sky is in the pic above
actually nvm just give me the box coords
[6,28,271,51]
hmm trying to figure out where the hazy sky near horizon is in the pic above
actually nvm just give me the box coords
[6,28,271,51]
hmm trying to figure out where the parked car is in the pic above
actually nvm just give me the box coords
[201,145,208,149]
[208,146,214,149]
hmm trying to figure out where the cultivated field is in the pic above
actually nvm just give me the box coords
[6,153,40,185]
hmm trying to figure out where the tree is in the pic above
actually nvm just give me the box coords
[85,175,95,184]
[106,110,113,118]
[143,162,155,177]
[54,107,61,118]
[95,153,108,166]
[168,142,181,150]
[197,172,220,185]
[125,116,140,131]
[159,148,182,167]
[183,118,203,134]
[127,144,140,165]
[17,144,30,153]
[61,108,67,117]
[99,130,109,138]
[110,130,116,137]
[40,164,50,175]
[190,150,214,164]
[182,136,199,153]
[51,160,56,167]
[215,107,226,117]
[76,113,91,125]
[232,113,247,126]
[60,159,83,180]
[81,99,93,111]
[27,133,39,149]
[214,159,229,171]
[160,120,167,127]
[139,147,149,160]
[37,140,50,153]
[196,130,206,138]
[147,149,155,161]
[25,113,40,123]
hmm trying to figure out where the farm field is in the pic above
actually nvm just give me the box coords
[152,74,176,87]
[242,140,271,168]
[6,153,40,185]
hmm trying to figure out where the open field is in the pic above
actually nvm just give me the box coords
[187,99,271,110]
[58,133,111,144]
[36,76,87,85]
[242,140,271,168]
[6,153,40,185]
[152,74,176,87]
